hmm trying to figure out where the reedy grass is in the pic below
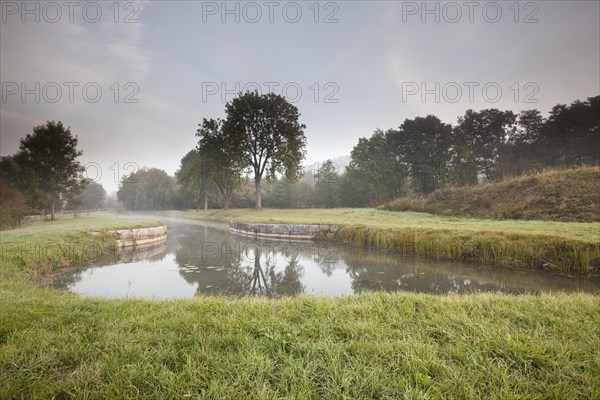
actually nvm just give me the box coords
[326,226,599,274]
[161,208,600,242]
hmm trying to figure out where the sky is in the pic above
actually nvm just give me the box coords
[1,0,599,193]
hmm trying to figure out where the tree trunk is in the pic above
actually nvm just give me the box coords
[254,178,262,209]
[223,194,231,210]
[50,201,56,221]
[204,192,208,211]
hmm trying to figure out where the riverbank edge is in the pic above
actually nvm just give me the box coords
[0,216,166,281]
[109,225,168,248]
[229,221,338,240]
[177,212,599,275]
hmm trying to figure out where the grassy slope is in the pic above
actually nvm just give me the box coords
[163,209,600,273]
[0,213,599,398]
[383,166,600,222]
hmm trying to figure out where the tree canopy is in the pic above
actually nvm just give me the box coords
[222,92,306,208]
[117,168,176,210]
[3,121,86,220]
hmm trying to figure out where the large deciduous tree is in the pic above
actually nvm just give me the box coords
[10,121,86,220]
[314,160,340,208]
[67,181,107,212]
[222,92,306,208]
[346,130,405,205]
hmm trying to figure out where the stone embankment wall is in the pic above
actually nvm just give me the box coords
[111,225,168,248]
[229,221,338,240]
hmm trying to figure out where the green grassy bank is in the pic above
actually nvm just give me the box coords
[162,209,600,274]
[0,212,161,278]
[1,213,599,399]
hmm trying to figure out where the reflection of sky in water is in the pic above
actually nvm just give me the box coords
[66,255,197,299]
[49,219,600,299]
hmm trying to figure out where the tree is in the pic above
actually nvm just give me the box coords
[116,171,139,210]
[314,160,340,208]
[135,169,175,210]
[176,149,211,210]
[222,92,307,208]
[81,181,107,209]
[392,115,454,194]
[67,181,107,212]
[10,121,86,220]
[346,130,406,204]
[196,118,243,209]
[117,168,175,210]
[453,109,516,182]
[0,181,31,229]
[499,109,545,176]
[541,96,600,166]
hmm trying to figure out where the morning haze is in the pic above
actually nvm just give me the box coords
[1,1,599,398]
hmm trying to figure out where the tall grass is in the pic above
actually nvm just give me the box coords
[322,227,599,274]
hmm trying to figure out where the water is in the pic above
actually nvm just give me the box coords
[48,218,600,299]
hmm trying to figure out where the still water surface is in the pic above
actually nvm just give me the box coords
[49,218,600,299]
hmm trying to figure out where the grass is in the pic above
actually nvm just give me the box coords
[382,166,600,222]
[2,287,599,399]
[1,213,599,399]
[0,212,161,278]
[161,209,600,274]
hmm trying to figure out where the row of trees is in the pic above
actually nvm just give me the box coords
[8,94,593,219]
[343,95,599,204]
[168,95,597,210]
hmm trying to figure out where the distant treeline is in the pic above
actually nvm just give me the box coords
[114,95,599,211]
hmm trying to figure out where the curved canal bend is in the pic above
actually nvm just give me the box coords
[48,216,600,299]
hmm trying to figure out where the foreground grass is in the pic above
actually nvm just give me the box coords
[1,212,599,399]
[2,285,599,399]
[162,209,600,273]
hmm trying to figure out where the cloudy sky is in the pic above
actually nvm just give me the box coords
[1,0,599,192]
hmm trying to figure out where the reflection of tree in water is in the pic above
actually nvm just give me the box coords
[173,227,304,298]
[245,251,304,297]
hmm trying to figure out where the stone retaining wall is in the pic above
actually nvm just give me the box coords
[229,221,338,240]
[111,225,168,248]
